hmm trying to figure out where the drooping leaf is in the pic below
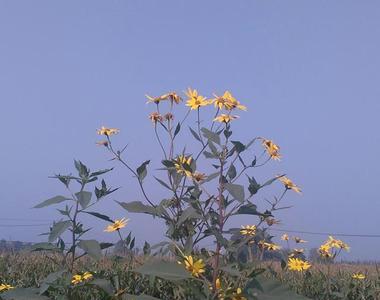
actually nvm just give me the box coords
[34,196,70,209]
[154,177,172,190]
[78,239,102,260]
[90,278,114,295]
[227,164,237,179]
[31,242,59,252]
[235,203,260,216]
[225,183,245,202]
[39,270,66,294]
[75,191,92,209]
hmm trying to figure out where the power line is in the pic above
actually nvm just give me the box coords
[0,224,50,227]
[268,228,380,238]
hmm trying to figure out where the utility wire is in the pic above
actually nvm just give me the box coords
[268,228,380,238]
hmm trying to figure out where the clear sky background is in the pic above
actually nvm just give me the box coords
[0,1,379,260]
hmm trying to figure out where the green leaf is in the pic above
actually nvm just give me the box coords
[78,239,102,260]
[90,168,113,177]
[177,207,202,226]
[235,203,260,216]
[117,201,158,216]
[34,196,70,209]
[83,211,114,223]
[203,172,219,183]
[1,288,50,300]
[201,128,220,145]
[75,191,92,209]
[227,164,237,179]
[225,183,245,202]
[31,242,59,252]
[137,160,150,181]
[39,270,66,294]
[189,127,201,142]
[49,221,71,243]
[136,259,192,281]
[90,278,114,296]
[231,141,246,153]
[247,175,260,195]
[251,276,311,299]
[154,177,172,190]
[174,122,181,138]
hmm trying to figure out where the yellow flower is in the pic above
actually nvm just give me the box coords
[185,88,211,110]
[71,272,93,285]
[214,114,239,123]
[318,244,333,258]
[240,225,257,237]
[231,287,247,300]
[181,255,205,277]
[104,218,129,233]
[0,284,14,292]
[288,258,311,272]
[261,139,281,161]
[325,236,350,251]
[212,91,247,111]
[146,92,182,105]
[294,237,307,244]
[174,155,193,177]
[97,126,120,136]
[352,273,366,280]
[279,176,302,194]
[149,112,163,123]
[191,171,207,183]
[259,241,281,251]
[281,234,289,241]
[82,272,93,281]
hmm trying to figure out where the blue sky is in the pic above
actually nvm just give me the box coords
[1,1,379,259]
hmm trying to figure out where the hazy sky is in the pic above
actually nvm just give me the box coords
[1,1,379,260]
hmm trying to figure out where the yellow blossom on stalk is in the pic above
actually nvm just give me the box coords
[166,92,182,104]
[261,139,281,161]
[281,234,290,241]
[214,114,239,123]
[212,91,247,111]
[318,244,333,258]
[324,236,350,251]
[279,176,302,194]
[0,284,14,292]
[180,255,205,278]
[71,272,93,285]
[294,237,307,244]
[288,258,311,272]
[240,225,257,237]
[185,88,211,110]
[231,287,247,300]
[352,273,366,280]
[259,241,281,251]
[104,218,129,233]
[97,126,120,136]
[191,171,207,183]
[149,112,163,123]
[146,92,182,105]
[174,155,193,177]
